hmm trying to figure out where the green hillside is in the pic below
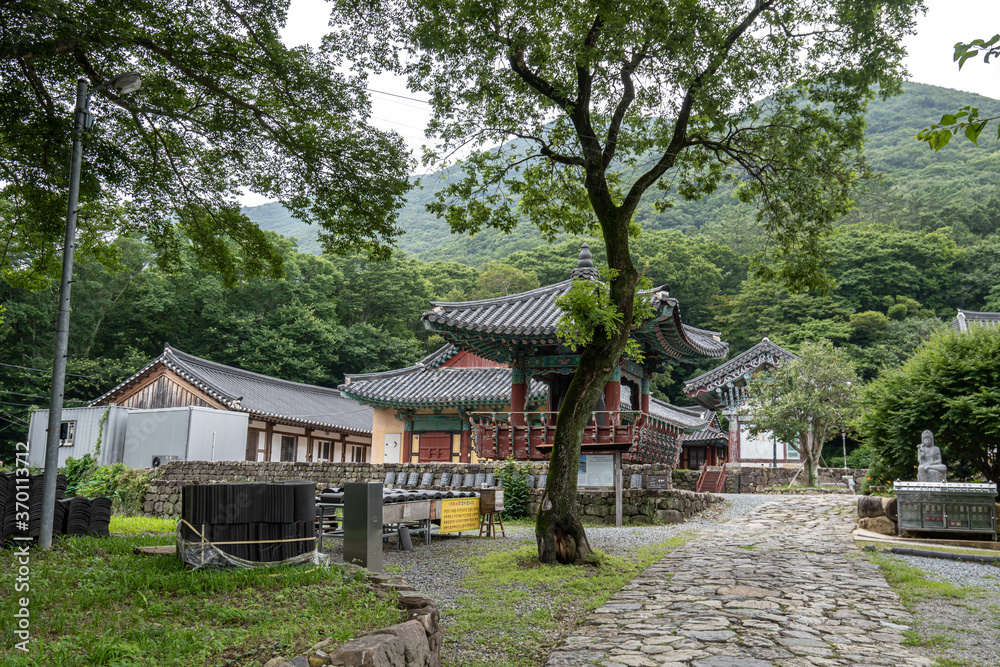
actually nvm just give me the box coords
[243,82,1000,263]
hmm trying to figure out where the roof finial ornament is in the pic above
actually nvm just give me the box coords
[570,242,599,280]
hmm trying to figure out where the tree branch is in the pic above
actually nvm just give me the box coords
[622,0,775,213]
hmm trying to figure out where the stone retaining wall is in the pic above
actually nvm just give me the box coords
[733,466,867,493]
[143,460,719,526]
[149,459,677,486]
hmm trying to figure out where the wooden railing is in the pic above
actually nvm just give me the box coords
[469,411,641,461]
[469,410,684,465]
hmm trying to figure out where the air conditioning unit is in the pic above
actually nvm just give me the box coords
[151,454,181,468]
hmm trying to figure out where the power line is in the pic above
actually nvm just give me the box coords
[0,360,98,379]
[367,88,430,106]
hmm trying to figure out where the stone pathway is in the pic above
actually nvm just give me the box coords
[545,495,933,667]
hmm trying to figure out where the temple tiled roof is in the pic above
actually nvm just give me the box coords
[684,427,727,445]
[648,398,715,431]
[954,309,1000,332]
[342,345,546,410]
[422,279,728,363]
[684,337,797,395]
[341,365,547,410]
[92,345,373,434]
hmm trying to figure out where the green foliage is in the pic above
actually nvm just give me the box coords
[496,459,531,520]
[846,445,877,470]
[76,464,156,515]
[62,454,99,496]
[556,268,654,362]
[472,261,540,300]
[1,0,412,286]
[744,340,862,486]
[856,325,1000,485]
[918,36,1000,151]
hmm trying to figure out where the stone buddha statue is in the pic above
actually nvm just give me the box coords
[916,429,948,483]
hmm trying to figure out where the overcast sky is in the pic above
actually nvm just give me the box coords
[247,0,1000,205]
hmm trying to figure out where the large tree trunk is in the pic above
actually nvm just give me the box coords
[536,210,637,564]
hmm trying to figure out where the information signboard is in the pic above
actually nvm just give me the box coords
[647,475,670,490]
[578,454,614,487]
[440,497,480,533]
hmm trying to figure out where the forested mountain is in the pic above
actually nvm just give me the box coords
[3,82,999,462]
[243,82,1000,262]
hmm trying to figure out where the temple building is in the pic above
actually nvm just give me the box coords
[341,244,730,469]
[683,337,799,466]
[954,309,1000,332]
[91,345,373,463]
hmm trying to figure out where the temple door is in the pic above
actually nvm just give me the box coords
[417,433,452,462]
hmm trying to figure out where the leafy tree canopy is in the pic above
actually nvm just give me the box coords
[856,325,1000,486]
[337,0,922,292]
[744,339,862,486]
[0,0,412,288]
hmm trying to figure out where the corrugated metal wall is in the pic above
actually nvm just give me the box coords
[26,406,128,468]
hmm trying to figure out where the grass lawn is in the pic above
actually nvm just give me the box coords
[442,536,688,667]
[1,519,402,666]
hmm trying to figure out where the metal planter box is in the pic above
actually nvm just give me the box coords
[895,481,997,538]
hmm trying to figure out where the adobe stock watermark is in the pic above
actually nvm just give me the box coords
[11,440,32,652]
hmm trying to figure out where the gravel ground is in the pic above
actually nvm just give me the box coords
[888,552,1000,592]
[322,494,782,606]
[876,550,1000,667]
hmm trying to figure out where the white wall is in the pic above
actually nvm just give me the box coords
[26,406,129,468]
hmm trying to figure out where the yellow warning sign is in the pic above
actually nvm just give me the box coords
[440,497,480,533]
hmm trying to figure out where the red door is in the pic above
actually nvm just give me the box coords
[418,433,452,462]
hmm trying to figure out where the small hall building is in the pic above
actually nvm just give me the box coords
[683,337,799,467]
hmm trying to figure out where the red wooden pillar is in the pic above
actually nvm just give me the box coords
[510,367,526,426]
[604,367,622,413]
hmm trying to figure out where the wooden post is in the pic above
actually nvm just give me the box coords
[510,367,526,426]
[306,428,314,462]
[264,421,273,462]
[614,451,623,527]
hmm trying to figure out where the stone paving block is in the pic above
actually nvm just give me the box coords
[543,496,930,667]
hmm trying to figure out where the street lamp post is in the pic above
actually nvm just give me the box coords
[39,73,142,550]
[842,430,847,470]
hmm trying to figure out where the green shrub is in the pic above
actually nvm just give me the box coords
[496,458,531,520]
[846,445,876,469]
[77,464,155,514]
[62,453,98,496]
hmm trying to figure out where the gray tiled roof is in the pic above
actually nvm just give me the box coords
[421,279,728,358]
[954,309,1000,332]
[683,337,798,393]
[342,364,547,409]
[93,346,373,434]
[648,398,714,431]
[684,427,727,444]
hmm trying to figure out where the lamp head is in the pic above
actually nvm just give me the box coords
[109,72,142,94]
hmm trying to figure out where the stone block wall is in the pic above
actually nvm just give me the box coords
[732,467,867,493]
[143,460,718,525]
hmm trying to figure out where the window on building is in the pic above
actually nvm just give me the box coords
[314,440,331,462]
[59,421,76,447]
[280,435,296,462]
[350,443,366,463]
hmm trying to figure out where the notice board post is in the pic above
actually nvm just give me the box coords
[344,482,383,572]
